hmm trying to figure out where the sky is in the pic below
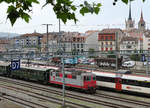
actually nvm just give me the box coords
[0,0,150,34]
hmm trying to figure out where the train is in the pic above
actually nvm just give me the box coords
[0,62,96,93]
[20,61,150,95]
[81,69,150,95]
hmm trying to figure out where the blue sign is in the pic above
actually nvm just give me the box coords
[141,54,146,62]
[11,60,20,70]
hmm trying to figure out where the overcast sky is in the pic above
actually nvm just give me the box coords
[0,0,150,34]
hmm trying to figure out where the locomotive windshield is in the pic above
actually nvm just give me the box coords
[93,76,96,80]
[84,76,91,81]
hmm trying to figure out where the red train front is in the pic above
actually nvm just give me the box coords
[49,69,96,94]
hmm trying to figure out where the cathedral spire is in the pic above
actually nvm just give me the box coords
[128,1,132,20]
[140,10,144,21]
[138,9,145,31]
[125,0,135,30]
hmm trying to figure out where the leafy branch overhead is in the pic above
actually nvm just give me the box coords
[0,0,146,26]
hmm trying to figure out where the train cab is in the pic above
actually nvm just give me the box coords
[83,73,97,93]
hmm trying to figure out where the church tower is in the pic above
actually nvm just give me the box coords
[138,10,146,32]
[125,1,135,30]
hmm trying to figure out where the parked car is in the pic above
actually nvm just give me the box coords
[122,61,135,68]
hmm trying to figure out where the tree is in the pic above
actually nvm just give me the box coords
[0,0,145,26]
[107,51,116,58]
[130,54,141,61]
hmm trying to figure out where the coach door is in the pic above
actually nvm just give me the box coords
[115,73,122,91]
[115,78,122,91]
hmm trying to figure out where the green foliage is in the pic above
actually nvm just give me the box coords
[113,0,145,5]
[130,54,141,61]
[0,0,39,26]
[0,0,146,26]
[107,51,116,58]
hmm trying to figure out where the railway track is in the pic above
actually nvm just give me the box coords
[0,76,150,108]
[0,92,50,108]
[0,77,128,108]
[95,92,150,108]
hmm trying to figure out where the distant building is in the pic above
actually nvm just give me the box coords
[85,31,99,52]
[98,28,125,52]
[60,32,85,55]
[0,39,9,52]
[41,31,85,55]
[143,30,150,50]
[13,31,43,52]
[120,37,141,53]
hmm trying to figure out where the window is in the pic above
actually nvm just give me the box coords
[96,76,115,83]
[141,24,145,26]
[81,44,83,48]
[110,42,112,45]
[84,76,91,81]
[87,76,91,81]
[93,76,96,80]
[110,36,113,40]
[77,38,80,42]
[105,42,108,45]
[56,73,59,76]
[65,74,67,78]
[72,75,76,79]
[130,24,133,27]
[101,36,104,40]
[106,48,108,51]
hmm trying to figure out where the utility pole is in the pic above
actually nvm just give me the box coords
[42,24,52,53]
[146,53,149,75]
[58,19,65,108]
[115,32,118,71]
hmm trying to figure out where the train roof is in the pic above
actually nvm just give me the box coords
[92,70,150,82]
[21,66,52,71]
[0,61,10,66]
[54,68,94,76]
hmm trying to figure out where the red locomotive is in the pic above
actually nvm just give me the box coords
[49,69,97,93]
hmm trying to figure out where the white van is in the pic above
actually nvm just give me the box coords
[122,61,135,68]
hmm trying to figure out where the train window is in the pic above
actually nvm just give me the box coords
[65,74,67,78]
[93,76,96,80]
[56,73,59,76]
[96,76,115,83]
[122,79,150,88]
[87,76,91,81]
[50,72,53,76]
[72,75,76,79]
